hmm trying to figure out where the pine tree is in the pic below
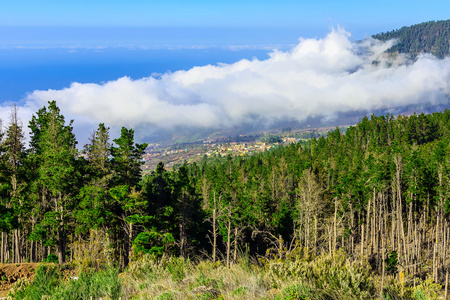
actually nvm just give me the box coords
[3,105,28,263]
[77,123,112,232]
[29,101,78,265]
[110,127,147,267]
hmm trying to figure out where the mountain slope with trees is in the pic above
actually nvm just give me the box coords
[1,100,450,298]
[2,20,450,298]
[373,19,450,58]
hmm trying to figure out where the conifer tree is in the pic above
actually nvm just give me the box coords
[29,101,78,265]
[3,105,28,263]
[110,127,147,267]
[77,123,112,232]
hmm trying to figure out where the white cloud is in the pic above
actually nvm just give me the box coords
[9,27,450,143]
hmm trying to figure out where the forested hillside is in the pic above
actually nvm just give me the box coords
[373,20,450,58]
[2,101,450,298]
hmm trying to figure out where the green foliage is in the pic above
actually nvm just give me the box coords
[275,284,316,300]
[232,286,248,297]
[52,268,121,300]
[111,127,147,188]
[5,90,450,298]
[194,272,224,290]
[133,231,175,257]
[7,278,31,298]
[373,20,450,58]
[164,256,191,283]
[383,276,442,300]
[385,251,398,274]
[157,291,175,300]
[265,251,376,299]
[261,135,283,144]
[42,253,59,264]
[28,101,79,265]
[0,204,18,231]
[412,277,442,300]
[9,265,121,300]
[10,264,61,300]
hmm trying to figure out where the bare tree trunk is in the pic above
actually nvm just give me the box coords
[366,197,371,255]
[333,197,337,252]
[361,224,364,256]
[212,206,217,262]
[11,231,15,264]
[314,216,318,256]
[445,270,448,300]
[433,216,439,282]
[278,234,283,259]
[226,219,231,267]
[1,232,4,263]
[15,229,21,263]
[350,203,354,256]
[305,214,310,250]
[30,240,35,263]
[129,223,133,264]
[57,226,66,265]
[122,218,129,268]
[180,224,186,258]
[381,233,386,298]
[233,227,238,262]
[180,191,187,258]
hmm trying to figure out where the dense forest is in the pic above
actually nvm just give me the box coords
[372,20,450,58]
[2,101,450,298]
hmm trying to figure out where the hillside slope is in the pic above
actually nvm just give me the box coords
[372,20,450,58]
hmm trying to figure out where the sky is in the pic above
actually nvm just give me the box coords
[1,1,450,144]
[2,0,450,45]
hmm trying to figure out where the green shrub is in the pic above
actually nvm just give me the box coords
[7,278,31,298]
[157,291,175,300]
[195,273,224,289]
[53,267,121,300]
[275,284,315,300]
[232,286,248,297]
[265,250,376,299]
[385,251,398,274]
[9,265,121,300]
[383,275,442,300]
[9,264,61,300]
[163,256,191,283]
[126,253,168,282]
[42,253,59,264]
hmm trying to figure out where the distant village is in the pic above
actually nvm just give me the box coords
[141,127,337,172]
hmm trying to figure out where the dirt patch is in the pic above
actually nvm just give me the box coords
[0,263,39,297]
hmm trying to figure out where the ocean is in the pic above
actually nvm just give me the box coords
[0,47,274,104]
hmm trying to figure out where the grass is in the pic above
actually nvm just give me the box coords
[8,264,121,300]
[7,250,445,299]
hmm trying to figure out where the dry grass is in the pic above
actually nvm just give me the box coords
[120,256,271,299]
[115,251,444,299]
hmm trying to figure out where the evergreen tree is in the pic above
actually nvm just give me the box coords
[110,127,147,267]
[77,123,112,232]
[3,105,28,263]
[29,101,78,265]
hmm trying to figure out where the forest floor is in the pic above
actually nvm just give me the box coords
[0,263,38,297]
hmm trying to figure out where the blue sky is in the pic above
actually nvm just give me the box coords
[2,0,450,45]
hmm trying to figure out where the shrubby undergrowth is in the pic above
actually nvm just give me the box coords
[7,249,444,299]
[8,264,121,300]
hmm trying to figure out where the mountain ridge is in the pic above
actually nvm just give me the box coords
[372,19,450,58]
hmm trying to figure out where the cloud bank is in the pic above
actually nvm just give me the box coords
[4,28,450,143]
